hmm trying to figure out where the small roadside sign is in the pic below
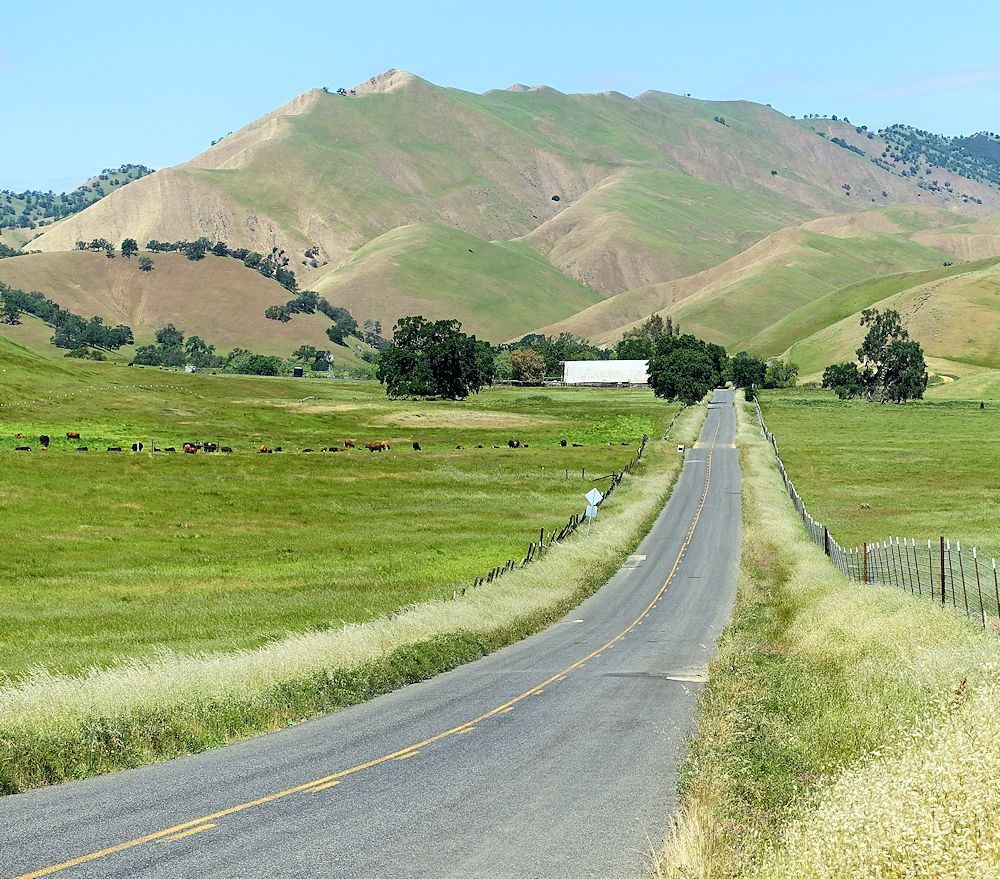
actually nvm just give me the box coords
[585,488,603,506]
[585,504,598,519]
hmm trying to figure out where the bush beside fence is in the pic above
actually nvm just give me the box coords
[753,401,999,631]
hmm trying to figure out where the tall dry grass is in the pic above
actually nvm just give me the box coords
[0,406,707,793]
[655,400,1000,879]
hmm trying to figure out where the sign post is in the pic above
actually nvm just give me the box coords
[584,488,603,528]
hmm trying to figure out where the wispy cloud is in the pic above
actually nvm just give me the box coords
[856,66,1000,100]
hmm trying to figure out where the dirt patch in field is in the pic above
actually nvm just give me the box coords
[379,411,557,429]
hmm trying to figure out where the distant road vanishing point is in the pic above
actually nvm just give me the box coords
[1,390,740,879]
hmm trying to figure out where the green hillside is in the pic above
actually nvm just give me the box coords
[313,222,602,342]
[785,261,1000,378]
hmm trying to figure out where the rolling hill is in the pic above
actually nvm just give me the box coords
[0,251,346,358]
[4,69,1000,367]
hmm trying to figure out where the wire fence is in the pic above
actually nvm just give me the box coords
[455,434,651,598]
[753,401,999,632]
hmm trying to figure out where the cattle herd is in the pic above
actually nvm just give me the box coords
[8,433,619,454]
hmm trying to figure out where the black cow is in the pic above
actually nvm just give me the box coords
[14,446,30,451]
[107,447,122,452]
[131,442,144,452]
[412,442,421,451]
[39,435,50,448]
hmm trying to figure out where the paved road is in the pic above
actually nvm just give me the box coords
[1,390,740,879]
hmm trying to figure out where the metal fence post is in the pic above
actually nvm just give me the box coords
[940,536,946,605]
[863,542,868,584]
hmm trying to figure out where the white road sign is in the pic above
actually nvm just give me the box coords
[585,504,598,519]
[585,488,603,506]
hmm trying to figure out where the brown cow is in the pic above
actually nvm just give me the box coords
[15,433,26,439]
[259,445,271,454]
[455,444,465,450]
[344,439,356,448]
[183,443,199,454]
[66,431,81,440]
[365,441,390,452]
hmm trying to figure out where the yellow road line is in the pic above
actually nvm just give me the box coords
[308,781,342,793]
[158,824,216,844]
[17,405,726,879]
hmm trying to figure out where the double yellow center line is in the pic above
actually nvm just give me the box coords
[16,411,724,879]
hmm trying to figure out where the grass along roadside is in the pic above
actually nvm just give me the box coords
[0,404,706,794]
[655,400,999,879]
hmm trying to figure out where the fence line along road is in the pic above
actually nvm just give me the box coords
[458,434,651,598]
[753,400,999,631]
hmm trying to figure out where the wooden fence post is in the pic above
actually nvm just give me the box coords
[863,542,868,584]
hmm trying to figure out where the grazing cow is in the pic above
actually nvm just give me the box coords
[455,444,465,450]
[475,444,483,449]
[163,447,176,453]
[303,449,314,453]
[66,432,81,440]
[131,442,144,452]
[507,439,520,448]
[344,439,356,448]
[14,446,30,451]
[321,447,340,453]
[221,446,233,453]
[412,442,421,451]
[15,433,26,439]
[39,435,50,447]
[560,439,567,447]
[203,442,218,453]
[274,447,283,453]
[107,447,122,452]
[365,441,390,452]
[259,445,271,454]
[183,443,198,454]
[572,443,583,447]
[77,447,88,452]
[491,445,499,449]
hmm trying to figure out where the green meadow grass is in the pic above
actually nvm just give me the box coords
[757,389,1000,562]
[0,340,676,679]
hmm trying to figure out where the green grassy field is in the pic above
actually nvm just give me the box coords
[0,339,675,680]
[757,389,1000,562]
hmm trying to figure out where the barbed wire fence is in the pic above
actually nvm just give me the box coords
[753,400,999,632]
[454,434,651,599]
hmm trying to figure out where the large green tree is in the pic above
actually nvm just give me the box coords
[377,316,495,399]
[828,308,928,403]
[648,333,727,405]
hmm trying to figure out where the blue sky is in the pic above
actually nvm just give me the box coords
[2,0,998,190]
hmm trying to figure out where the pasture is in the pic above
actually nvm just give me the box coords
[0,342,675,680]
[757,389,1000,561]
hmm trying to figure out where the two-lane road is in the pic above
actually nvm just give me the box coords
[1,390,740,879]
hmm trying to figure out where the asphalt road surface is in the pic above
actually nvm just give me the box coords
[1,390,740,879]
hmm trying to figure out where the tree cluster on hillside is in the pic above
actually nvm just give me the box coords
[0,283,133,350]
[377,316,494,399]
[132,324,221,368]
[1,165,152,229]
[614,313,679,360]
[822,308,928,403]
[291,345,333,372]
[145,239,299,291]
[648,332,728,405]
[879,125,999,190]
[0,241,21,260]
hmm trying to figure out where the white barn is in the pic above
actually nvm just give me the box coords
[562,359,650,386]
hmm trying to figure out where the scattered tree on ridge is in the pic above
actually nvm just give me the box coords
[121,238,138,259]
